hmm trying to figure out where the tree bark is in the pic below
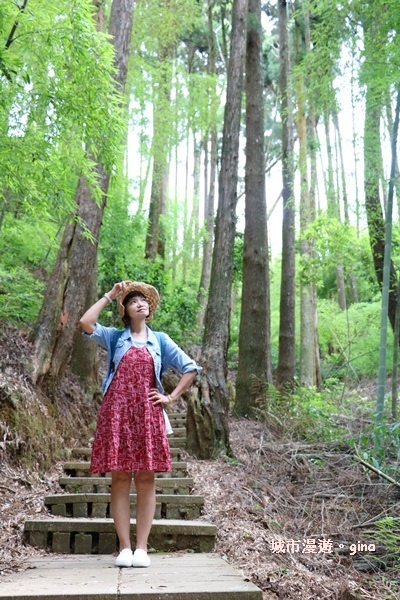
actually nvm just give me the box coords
[187,0,248,458]
[295,7,317,387]
[324,109,346,310]
[70,256,100,393]
[145,44,173,261]
[376,83,400,424]
[196,0,218,332]
[332,106,359,304]
[32,0,135,395]
[193,138,201,260]
[235,0,271,416]
[196,128,217,332]
[364,87,397,332]
[276,0,296,389]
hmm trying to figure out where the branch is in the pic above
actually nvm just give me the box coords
[5,0,29,50]
[355,454,400,489]
[1,0,29,81]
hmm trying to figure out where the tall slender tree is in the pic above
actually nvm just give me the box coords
[235,0,271,416]
[362,11,398,333]
[145,44,174,261]
[196,0,219,332]
[276,0,296,389]
[376,84,400,425]
[295,3,318,387]
[186,0,248,458]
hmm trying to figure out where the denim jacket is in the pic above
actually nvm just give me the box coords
[83,323,201,395]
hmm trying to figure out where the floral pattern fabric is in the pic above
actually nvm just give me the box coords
[90,347,172,473]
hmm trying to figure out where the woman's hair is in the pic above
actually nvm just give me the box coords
[121,291,148,326]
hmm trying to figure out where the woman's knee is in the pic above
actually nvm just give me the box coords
[111,471,132,488]
[134,470,155,487]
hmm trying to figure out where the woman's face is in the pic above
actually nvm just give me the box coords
[124,292,150,321]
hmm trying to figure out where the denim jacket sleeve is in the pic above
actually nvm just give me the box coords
[161,333,202,377]
[82,322,126,393]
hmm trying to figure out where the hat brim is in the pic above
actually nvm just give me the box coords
[117,281,159,322]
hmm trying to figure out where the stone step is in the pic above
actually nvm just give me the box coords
[0,554,262,599]
[168,426,186,438]
[44,493,204,520]
[167,411,187,422]
[59,476,194,495]
[63,461,187,478]
[24,518,217,554]
[170,419,186,427]
[168,435,186,447]
[70,445,183,460]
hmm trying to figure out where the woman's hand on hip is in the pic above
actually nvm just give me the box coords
[148,388,170,406]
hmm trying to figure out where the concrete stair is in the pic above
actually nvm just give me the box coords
[63,460,188,478]
[58,475,194,494]
[5,411,263,599]
[44,492,204,519]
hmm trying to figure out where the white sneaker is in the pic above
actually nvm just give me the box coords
[131,548,151,567]
[115,548,133,567]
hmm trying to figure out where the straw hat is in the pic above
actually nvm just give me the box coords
[116,281,160,322]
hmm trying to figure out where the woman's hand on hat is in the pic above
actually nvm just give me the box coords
[148,388,170,406]
[108,281,126,301]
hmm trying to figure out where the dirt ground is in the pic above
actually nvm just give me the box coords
[187,417,400,599]
[0,326,399,598]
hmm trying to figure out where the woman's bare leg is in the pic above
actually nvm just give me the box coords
[111,471,133,550]
[134,470,156,550]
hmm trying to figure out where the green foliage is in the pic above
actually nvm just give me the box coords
[151,285,200,346]
[97,186,200,346]
[0,214,58,271]
[253,383,348,443]
[300,216,377,301]
[0,214,58,325]
[357,0,400,94]
[365,517,400,568]
[1,0,124,218]
[318,299,392,381]
[356,420,400,474]
[292,0,345,112]
[0,265,45,326]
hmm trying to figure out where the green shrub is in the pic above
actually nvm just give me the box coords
[253,383,349,443]
[0,266,45,325]
[318,299,391,380]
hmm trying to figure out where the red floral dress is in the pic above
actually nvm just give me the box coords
[90,346,172,473]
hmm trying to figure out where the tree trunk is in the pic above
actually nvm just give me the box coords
[276,0,296,389]
[324,109,346,310]
[192,138,201,260]
[392,280,400,422]
[187,0,247,458]
[70,258,100,393]
[145,44,173,261]
[235,0,271,416]
[364,87,397,332]
[376,83,400,424]
[196,0,218,332]
[295,8,317,387]
[32,0,135,395]
[196,128,217,332]
[332,106,359,304]
[385,94,400,218]
[306,87,321,388]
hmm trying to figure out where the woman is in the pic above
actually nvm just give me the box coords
[79,280,201,568]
